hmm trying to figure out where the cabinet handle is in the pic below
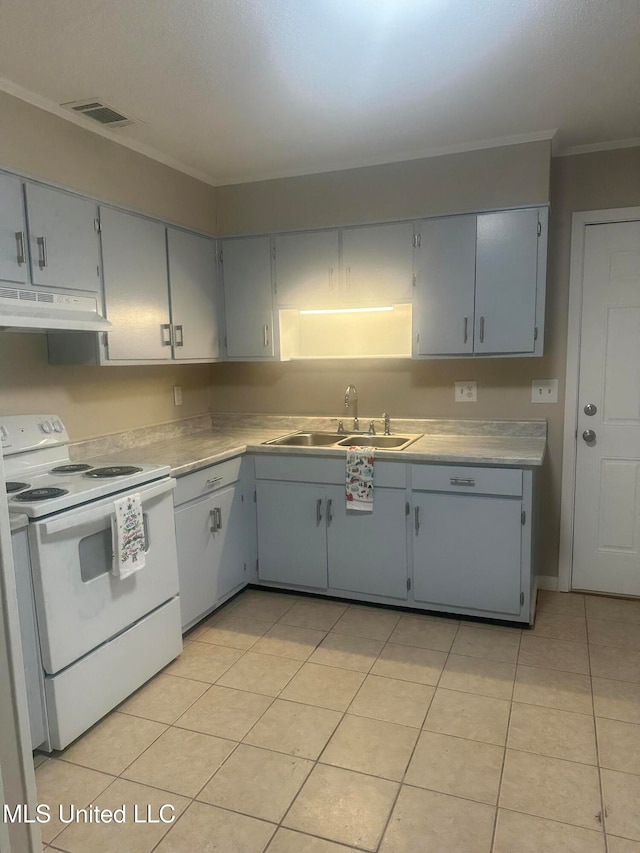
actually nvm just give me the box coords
[206,476,223,489]
[263,324,269,348]
[14,232,26,266]
[479,316,485,343]
[210,509,216,532]
[450,477,476,487]
[316,498,323,524]
[346,266,351,290]
[161,324,173,346]
[175,325,184,347]
[36,236,47,270]
[329,267,334,291]
[215,507,222,530]
[327,498,333,525]
[463,316,468,344]
[414,506,420,535]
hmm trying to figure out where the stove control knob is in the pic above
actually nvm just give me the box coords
[40,421,52,434]
[52,420,63,433]
[0,425,8,441]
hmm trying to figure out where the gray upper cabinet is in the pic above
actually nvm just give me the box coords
[222,236,275,359]
[274,230,339,306]
[474,208,544,355]
[167,228,220,361]
[100,207,172,361]
[0,172,29,284]
[342,221,414,304]
[25,183,100,293]
[413,215,477,356]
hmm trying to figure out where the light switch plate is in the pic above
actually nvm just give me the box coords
[531,379,558,403]
[173,385,183,406]
[455,381,477,402]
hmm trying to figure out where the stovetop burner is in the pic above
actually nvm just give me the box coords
[13,487,69,502]
[84,466,143,479]
[6,481,30,494]
[50,463,94,474]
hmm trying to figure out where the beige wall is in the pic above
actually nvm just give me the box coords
[0,91,217,439]
[210,143,640,581]
[216,140,551,235]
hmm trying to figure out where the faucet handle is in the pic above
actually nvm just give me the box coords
[337,420,345,434]
[368,420,376,436]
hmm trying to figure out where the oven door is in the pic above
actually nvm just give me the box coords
[28,477,179,675]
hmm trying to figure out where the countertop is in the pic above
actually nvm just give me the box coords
[72,414,547,477]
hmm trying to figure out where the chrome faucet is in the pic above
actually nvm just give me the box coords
[383,412,391,435]
[344,384,359,431]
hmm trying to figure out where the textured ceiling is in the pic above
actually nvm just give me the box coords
[0,0,639,185]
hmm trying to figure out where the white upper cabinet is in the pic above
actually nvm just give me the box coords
[413,215,477,356]
[25,183,100,293]
[167,228,220,361]
[100,207,172,361]
[274,230,339,306]
[0,172,29,284]
[222,236,275,359]
[474,208,545,355]
[342,221,414,304]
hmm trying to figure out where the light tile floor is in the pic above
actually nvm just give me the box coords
[37,588,640,852]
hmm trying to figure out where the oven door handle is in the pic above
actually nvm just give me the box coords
[42,478,175,535]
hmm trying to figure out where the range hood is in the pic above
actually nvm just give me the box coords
[0,286,112,333]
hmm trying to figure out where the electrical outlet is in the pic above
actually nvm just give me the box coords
[173,385,183,406]
[455,381,477,402]
[531,379,558,403]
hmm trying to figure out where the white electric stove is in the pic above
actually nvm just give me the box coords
[2,414,182,751]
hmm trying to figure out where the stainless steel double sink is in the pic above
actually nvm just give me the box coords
[263,431,423,451]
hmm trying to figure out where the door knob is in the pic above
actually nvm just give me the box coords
[584,403,597,416]
[582,429,596,443]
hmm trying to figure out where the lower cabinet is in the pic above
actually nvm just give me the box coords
[411,464,529,618]
[256,465,408,599]
[174,459,248,631]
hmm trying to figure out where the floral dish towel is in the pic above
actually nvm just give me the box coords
[346,447,374,512]
[112,493,146,578]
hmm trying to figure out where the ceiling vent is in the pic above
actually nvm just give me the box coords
[62,99,134,128]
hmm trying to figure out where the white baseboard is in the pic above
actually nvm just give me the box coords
[537,575,559,591]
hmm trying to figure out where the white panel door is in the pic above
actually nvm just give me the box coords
[100,207,171,361]
[342,222,414,303]
[572,220,640,594]
[475,208,540,354]
[222,237,274,358]
[167,228,220,360]
[326,486,408,599]
[175,494,220,630]
[0,172,29,284]
[25,183,100,293]
[213,483,247,601]
[256,481,327,588]
[274,230,339,306]
[413,215,476,356]
[413,492,522,615]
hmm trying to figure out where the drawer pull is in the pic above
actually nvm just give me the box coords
[450,477,476,487]
[206,476,223,488]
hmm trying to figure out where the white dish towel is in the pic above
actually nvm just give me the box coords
[346,447,375,512]
[112,493,146,579]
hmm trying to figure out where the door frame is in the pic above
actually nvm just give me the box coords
[559,206,640,592]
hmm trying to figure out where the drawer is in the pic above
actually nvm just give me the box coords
[411,464,522,497]
[254,453,406,489]
[174,456,243,506]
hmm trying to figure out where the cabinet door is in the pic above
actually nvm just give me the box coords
[256,481,327,588]
[0,173,29,284]
[174,494,220,630]
[413,215,476,356]
[342,222,414,303]
[212,483,247,601]
[25,183,100,292]
[326,486,408,599]
[274,230,339,306]
[474,208,540,354]
[222,237,274,358]
[413,492,522,615]
[167,228,220,360]
[100,207,171,361]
